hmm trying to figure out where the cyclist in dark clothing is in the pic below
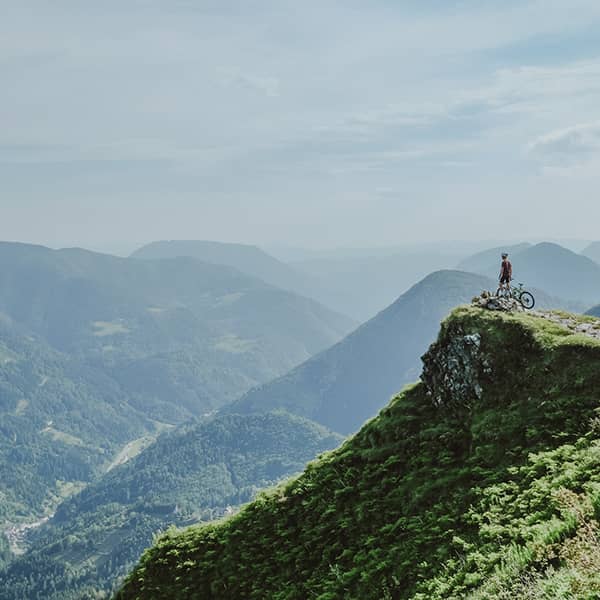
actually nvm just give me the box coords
[499,252,512,290]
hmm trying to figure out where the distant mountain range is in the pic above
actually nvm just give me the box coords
[291,251,462,322]
[132,240,319,305]
[132,239,464,322]
[0,412,342,600]
[0,242,353,419]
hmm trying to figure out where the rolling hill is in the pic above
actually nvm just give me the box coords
[0,412,342,600]
[117,306,600,600]
[227,270,493,434]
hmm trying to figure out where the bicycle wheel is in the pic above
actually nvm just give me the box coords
[519,291,535,310]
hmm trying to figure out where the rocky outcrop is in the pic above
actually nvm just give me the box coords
[471,290,523,312]
[421,323,491,411]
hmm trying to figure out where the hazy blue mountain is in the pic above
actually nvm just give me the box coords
[132,240,475,322]
[0,242,354,420]
[456,242,531,274]
[131,240,321,305]
[291,251,463,321]
[582,241,600,265]
[227,270,493,434]
[0,412,342,600]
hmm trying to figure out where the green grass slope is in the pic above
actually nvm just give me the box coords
[117,307,600,600]
[0,412,342,600]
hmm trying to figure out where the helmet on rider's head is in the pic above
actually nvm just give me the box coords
[501,253,508,258]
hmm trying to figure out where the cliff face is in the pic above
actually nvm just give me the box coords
[116,307,600,600]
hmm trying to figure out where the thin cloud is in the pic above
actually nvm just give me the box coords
[218,68,280,97]
[529,121,600,159]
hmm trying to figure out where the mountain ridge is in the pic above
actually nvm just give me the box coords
[116,305,600,599]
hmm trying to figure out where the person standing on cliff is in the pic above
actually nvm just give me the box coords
[499,252,512,291]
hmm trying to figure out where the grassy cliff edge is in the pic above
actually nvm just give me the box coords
[116,306,600,599]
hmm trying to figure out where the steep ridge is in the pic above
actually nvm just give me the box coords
[0,412,342,600]
[118,307,600,599]
[227,270,540,434]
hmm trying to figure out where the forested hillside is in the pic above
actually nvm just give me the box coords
[0,412,342,599]
[0,322,159,526]
[118,307,600,599]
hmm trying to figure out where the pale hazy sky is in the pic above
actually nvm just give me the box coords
[2,1,600,252]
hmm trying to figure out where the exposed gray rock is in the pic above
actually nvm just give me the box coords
[421,327,491,412]
[471,290,523,312]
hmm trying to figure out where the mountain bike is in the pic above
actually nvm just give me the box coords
[496,281,535,310]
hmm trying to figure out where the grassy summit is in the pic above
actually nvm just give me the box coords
[117,307,600,599]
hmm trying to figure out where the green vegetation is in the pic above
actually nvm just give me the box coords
[117,307,600,599]
[0,325,156,524]
[0,412,342,600]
